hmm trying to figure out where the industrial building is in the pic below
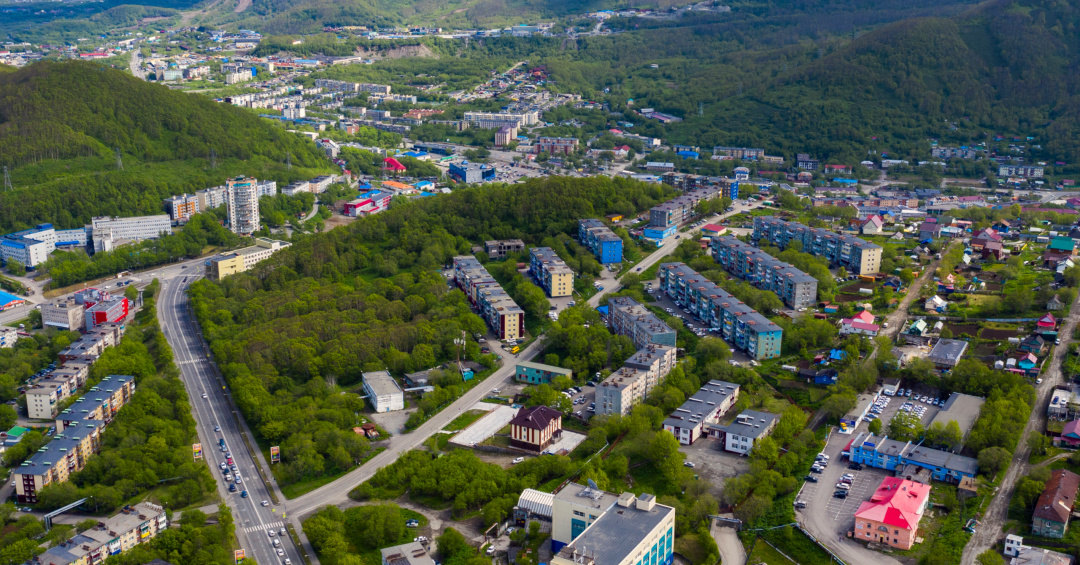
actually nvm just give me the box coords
[928,392,986,443]
[752,217,883,276]
[449,162,496,184]
[205,238,292,280]
[710,235,818,309]
[361,370,405,413]
[657,263,783,359]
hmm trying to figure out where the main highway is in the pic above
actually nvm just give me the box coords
[158,274,298,565]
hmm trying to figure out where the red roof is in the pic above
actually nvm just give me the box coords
[854,310,875,324]
[701,224,724,233]
[382,157,407,172]
[841,319,880,332]
[1039,313,1058,327]
[855,477,930,530]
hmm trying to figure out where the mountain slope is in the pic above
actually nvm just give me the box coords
[686,0,1080,162]
[0,61,330,231]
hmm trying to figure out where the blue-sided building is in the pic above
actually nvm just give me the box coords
[846,431,978,483]
[578,219,623,264]
[449,161,496,184]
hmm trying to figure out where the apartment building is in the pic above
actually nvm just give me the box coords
[495,125,518,147]
[162,193,200,223]
[999,165,1044,178]
[578,219,623,264]
[56,374,136,433]
[648,187,723,234]
[314,79,392,94]
[196,185,227,210]
[595,344,676,416]
[32,502,167,564]
[452,256,524,341]
[463,110,539,129]
[712,146,764,160]
[663,380,739,445]
[89,215,172,253]
[256,180,278,198]
[659,173,739,200]
[657,263,783,359]
[58,322,125,363]
[226,176,260,235]
[529,247,574,298]
[534,137,579,155]
[14,420,100,503]
[711,235,818,309]
[41,298,85,331]
[25,362,92,420]
[484,239,526,260]
[205,238,292,280]
[551,489,674,565]
[607,296,676,350]
[752,216,883,276]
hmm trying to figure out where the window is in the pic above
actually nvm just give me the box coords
[573,510,584,517]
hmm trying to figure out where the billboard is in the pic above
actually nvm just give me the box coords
[234,549,245,563]
[270,446,280,463]
[193,443,203,460]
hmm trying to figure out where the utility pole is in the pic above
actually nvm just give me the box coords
[115,148,123,171]
[210,148,217,170]
[286,152,292,171]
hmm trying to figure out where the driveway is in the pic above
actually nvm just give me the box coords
[710,516,746,565]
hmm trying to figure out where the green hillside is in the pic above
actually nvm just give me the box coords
[0,61,331,232]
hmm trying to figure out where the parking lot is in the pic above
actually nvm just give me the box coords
[867,388,946,437]
[642,281,753,365]
[679,437,751,498]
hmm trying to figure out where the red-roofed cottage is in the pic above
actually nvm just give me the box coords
[854,477,930,550]
[1038,314,1058,331]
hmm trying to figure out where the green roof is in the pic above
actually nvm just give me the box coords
[1049,236,1075,251]
[5,426,27,437]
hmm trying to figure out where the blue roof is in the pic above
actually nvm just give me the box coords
[0,290,25,306]
[829,349,846,360]
[597,305,609,315]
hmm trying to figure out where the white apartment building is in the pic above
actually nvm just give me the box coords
[89,215,172,253]
[42,298,86,331]
[226,178,260,235]
[197,185,227,210]
[463,111,540,129]
[256,180,278,198]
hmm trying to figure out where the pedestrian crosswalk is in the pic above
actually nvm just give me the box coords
[244,521,284,534]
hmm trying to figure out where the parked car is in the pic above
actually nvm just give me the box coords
[805,475,818,483]
[848,463,863,470]
[833,491,848,499]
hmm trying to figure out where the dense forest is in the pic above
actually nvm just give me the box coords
[188,177,670,489]
[0,61,332,232]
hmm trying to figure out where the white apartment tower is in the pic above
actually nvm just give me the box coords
[226,177,260,235]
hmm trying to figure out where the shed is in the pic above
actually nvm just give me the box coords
[515,488,554,519]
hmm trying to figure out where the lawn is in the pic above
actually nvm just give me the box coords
[278,446,386,499]
[746,537,798,564]
[443,409,486,432]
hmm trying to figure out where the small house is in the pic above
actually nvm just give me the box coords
[1018,353,1038,370]
[1048,295,1065,311]
[1037,314,1058,332]
[909,319,928,335]
[1059,420,1080,448]
[799,368,838,385]
[1018,335,1047,354]
[925,295,947,312]
[853,310,875,324]
[1031,469,1080,538]
[883,276,903,290]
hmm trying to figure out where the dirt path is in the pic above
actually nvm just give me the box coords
[179,0,223,27]
[233,0,251,14]
[960,287,1080,563]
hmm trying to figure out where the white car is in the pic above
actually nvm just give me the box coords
[512,457,525,464]
[277,548,285,556]
[262,500,270,507]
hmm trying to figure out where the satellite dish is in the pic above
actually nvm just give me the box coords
[587,479,598,490]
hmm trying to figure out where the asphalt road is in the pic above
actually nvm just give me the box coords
[158,275,297,565]
[960,286,1080,563]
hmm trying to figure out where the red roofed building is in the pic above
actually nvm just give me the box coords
[509,405,562,451]
[854,477,931,549]
[382,157,407,172]
[1038,313,1058,331]
[839,319,880,337]
[701,224,726,237]
[853,310,875,324]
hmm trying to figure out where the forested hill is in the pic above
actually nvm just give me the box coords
[0,61,323,170]
[0,61,330,232]
[699,0,1080,162]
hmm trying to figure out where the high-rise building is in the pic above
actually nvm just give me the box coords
[226,176,260,235]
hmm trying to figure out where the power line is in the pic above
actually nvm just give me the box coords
[115,147,123,171]
[3,166,12,192]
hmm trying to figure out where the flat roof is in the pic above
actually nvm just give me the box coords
[663,380,738,430]
[515,361,572,376]
[929,392,985,439]
[928,338,969,365]
[361,370,403,397]
[555,482,620,512]
[556,494,673,565]
[720,409,778,439]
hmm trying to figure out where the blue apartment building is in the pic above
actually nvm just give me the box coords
[752,216,883,276]
[657,263,782,359]
[846,432,978,483]
[711,235,818,309]
[578,219,623,264]
[607,296,677,350]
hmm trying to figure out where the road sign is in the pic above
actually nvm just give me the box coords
[270,446,280,463]
[234,549,245,563]
[192,443,203,460]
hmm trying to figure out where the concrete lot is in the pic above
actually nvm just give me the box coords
[679,437,751,498]
[450,405,518,446]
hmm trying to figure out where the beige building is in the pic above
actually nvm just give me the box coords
[32,502,167,564]
[551,486,675,565]
[14,420,100,503]
[595,345,677,416]
[41,298,86,331]
[529,247,574,298]
[56,375,136,433]
[205,238,292,280]
[25,361,93,420]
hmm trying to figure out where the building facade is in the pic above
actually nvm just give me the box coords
[534,137,579,155]
[452,256,524,341]
[551,490,674,565]
[752,217,882,275]
[226,176,260,235]
[449,162,496,183]
[607,296,677,350]
[595,344,676,416]
[529,247,574,298]
[32,502,167,564]
[846,432,978,483]
[42,298,86,331]
[163,193,200,223]
[509,405,562,451]
[484,239,526,259]
[854,477,930,550]
[662,380,739,445]
[710,235,818,309]
[1032,469,1080,538]
[205,238,291,280]
[715,410,777,454]
[361,371,405,412]
[90,215,172,253]
[657,263,783,359]
[515,361,573,385]
[578,219,623,264]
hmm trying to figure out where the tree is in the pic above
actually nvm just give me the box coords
[821,393,856,419]
[868,418,882,435]
[5,257,24,277]
[977,446,1011,476]
[0,404,15,430]
[887,411,923,442]
[977,550,1007,565]
[1027,432,1051,457]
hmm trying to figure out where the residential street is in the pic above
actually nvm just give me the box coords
[960,286,1080,563]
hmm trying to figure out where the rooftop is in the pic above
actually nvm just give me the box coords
[361,370,404,397]
[663,380,738,430]
[929,392,986,439]
[1033,469,1080,525]
[854,477,929,530]
[928,338,969,365]
[720,409,777,439]
[380,541,436,565]
[555,492,673,565]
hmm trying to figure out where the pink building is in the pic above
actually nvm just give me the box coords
[854,477,930,550]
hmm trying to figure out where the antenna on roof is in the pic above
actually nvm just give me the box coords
[587,478,597,490]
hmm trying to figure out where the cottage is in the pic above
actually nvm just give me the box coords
[1048,295,1065,311]
[1059,420,1080,448]
[1032,470,1080,538]
[925,295,947,312]
[1037,314,1058,332]
[1018,334,1047,354]
[861,215,884,235]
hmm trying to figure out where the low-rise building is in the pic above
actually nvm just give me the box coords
[41,298,86,331]
[551,490,674,565]
[515,361,573,385]
[713,410,778,454]
[381,541,436,565]
[449,162,496,184]
[662,380,739,445]
[928,392,985,444]
[361,371,404,413]
[205,238,292,280]
[89,215,172,253]
[31,502,168,564]
[1010,546,1075,565]
[1032,469,1080,538]
[928,338,968,369]
[853,477,930,550]
[509,405,562,451]
[485,239,526,260]
[847,432,978,482]
[529,247,574,297]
